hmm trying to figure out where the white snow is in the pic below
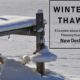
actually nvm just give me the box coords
[32,46,57,62]
[0,59,68,80]
[0,0,79,80]
[37,28,44,32]
[0,15,46,33]
[1,59,44,80]
[0,16,36,32]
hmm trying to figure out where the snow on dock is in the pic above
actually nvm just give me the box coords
[1,59,44,80]
[0,16,36,32]
[0,59,68,80]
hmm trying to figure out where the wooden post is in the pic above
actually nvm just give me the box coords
[36,63,45,75]
[36,9,45,75]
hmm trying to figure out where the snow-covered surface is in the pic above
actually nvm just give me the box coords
[1,59,44,80]
[0,16,36,32]
[32,46,57,62]
[0,15,46,33]
[0,35,78,80]
[0,0,79,80]
[0,59,69,80]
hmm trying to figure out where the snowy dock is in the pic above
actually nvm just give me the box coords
[1,59,67,80]
[0,16,36,32]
